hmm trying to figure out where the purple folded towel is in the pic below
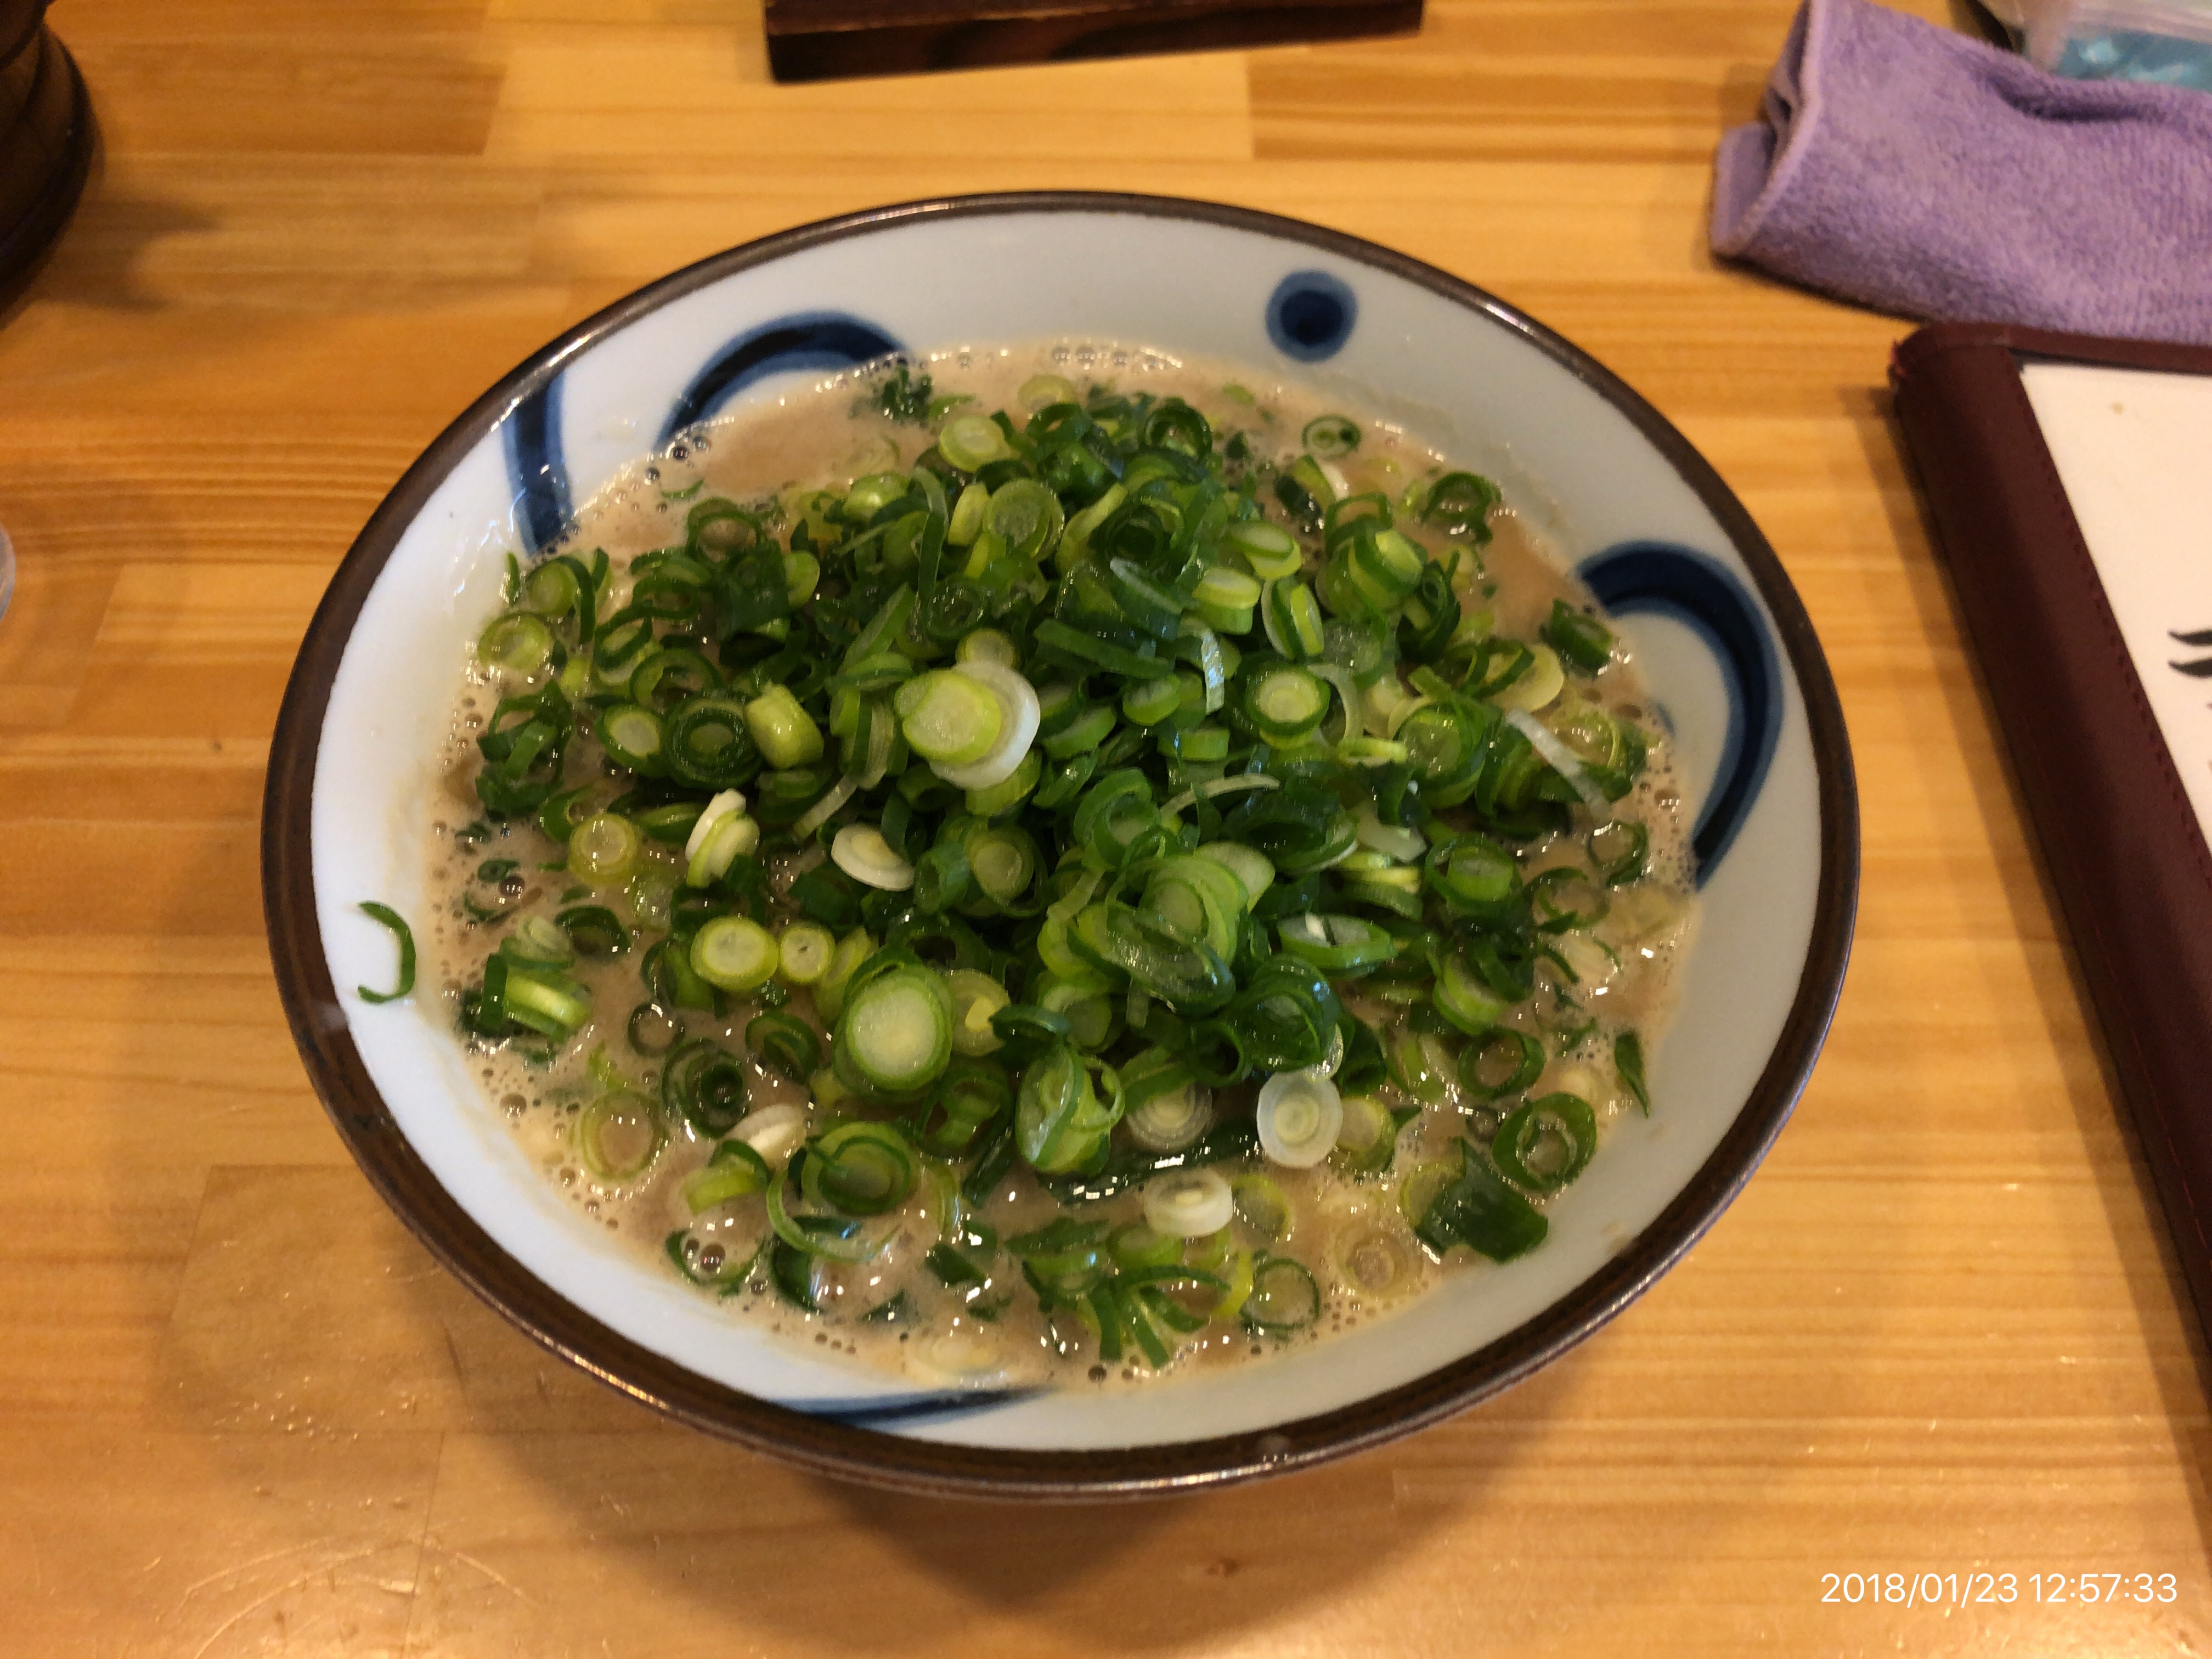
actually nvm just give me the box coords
[1712,0,2212,344]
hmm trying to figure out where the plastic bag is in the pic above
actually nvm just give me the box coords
[1979,0,2212,91]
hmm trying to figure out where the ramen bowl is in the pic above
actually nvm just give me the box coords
[263,192,1857,1499]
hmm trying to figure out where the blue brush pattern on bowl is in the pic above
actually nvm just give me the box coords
[1266,270,1358,362]
[1578,541,1784,883]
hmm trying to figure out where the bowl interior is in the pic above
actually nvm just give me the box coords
[273,196,1854,1484]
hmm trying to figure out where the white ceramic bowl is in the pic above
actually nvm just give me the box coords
[265,193,1857,1498]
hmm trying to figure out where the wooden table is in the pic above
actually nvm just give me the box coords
[4,1,2205,1651]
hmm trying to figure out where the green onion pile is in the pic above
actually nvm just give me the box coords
[442,362,1672,1373]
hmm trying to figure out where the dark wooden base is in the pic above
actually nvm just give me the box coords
[0,13,94,300]
[765,0,1421,82]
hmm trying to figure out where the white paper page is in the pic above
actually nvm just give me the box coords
[2018,360,2212,860]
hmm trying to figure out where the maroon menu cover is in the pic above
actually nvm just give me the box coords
[1891,322,2212,1347]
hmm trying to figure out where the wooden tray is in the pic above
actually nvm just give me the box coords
[766,0,1421,82]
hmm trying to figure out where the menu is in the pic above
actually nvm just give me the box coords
[1892,323,2212,1353]
[2021,362,2212,857]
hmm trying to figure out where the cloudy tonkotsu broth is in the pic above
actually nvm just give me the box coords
[422,345,1697,1391]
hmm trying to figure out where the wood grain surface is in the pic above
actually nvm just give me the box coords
[2,1,2206,1653]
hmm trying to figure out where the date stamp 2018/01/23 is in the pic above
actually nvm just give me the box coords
[1821,1572,2179,1606]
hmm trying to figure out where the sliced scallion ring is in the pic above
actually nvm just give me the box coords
[567,812,644,888]
[732,1103,810,1166]
[1492,1092,1598,1193]
[774,922,833,986]
[575,1089,664,1182]
[662,1040,748,1135]
[934,661,1040,791]
[938,413,1014,473]
[946,968,1009,1056]
[832,825,915,891]
[802,1121,919,1216]
[1142,1168,1235,1238]
[1242,1256,1321,1333]
[898,670,1003,767]
[680,1137,772,1215]
[1124,1076,1211,1153]
[838,964,953,1097]
[690,916,778,993]
[1255,1070,1344,1169]
[747,1009,821,1082]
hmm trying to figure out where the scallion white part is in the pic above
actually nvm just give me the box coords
[1493,642,1565,712]
[777,922,835,986]
[1355,809,1426,862]
[684,789,746,861]
[733,1104,809,1167]
[1312,1020,1346,1080]
[832,824,915,891]
[1125,1083,1212,1153]
[956,628,1019,669]
[792,773,861,841]
[1142,1168,1235,1238]
[1504,707,1611,820]
[691,915,778,991]
[1313,664,1364,742]
[934,660,1041,791]
[844,967,953,1090]
[1195,840,1274,907]
[920,1326,1007,1383]
[946,968,1008,1056]
[1256,1070,1344,1168]
[686,810,758,888]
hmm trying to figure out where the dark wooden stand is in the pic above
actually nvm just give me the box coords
[766,0,1421,82]
[0,0,93,298]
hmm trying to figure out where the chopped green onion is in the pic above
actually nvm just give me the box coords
[567,813,644,888]
[898,670,1002,766]
[682,1138,772,1214]
[1616,1030,1651,1115]
[939,414,1014,473]
[627,1001,684,1057]
[556,904,630,957]
[748,1009,821,1081]
[576,1089,664,1182]
[1142,1168,1234,1237]
[1255,1071,1342,1169]
[663,1039,749,1135]
[946,968,1010,1056]
[838,963,953,1097]
[1492,1092,1597,1193]
[1302,414,1360,458]
[832,825,915,892]
[1412,1139,1547,1261]
[776,921,835,986]
[356,902,416,1004]
[1224,520,1302,580]
[1531,866,1609,931]
[691,916,777,993]
[744,685,825,769]
[1541,599,1614,673]
[1242,1256,1321,1333]
[802,1121,918,1216]
[1459,1027,1545,1099]
[1491,644,1565,713]
[479,612,557,675]
[1244,664,1330,741]
[1589,819,1650,885]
